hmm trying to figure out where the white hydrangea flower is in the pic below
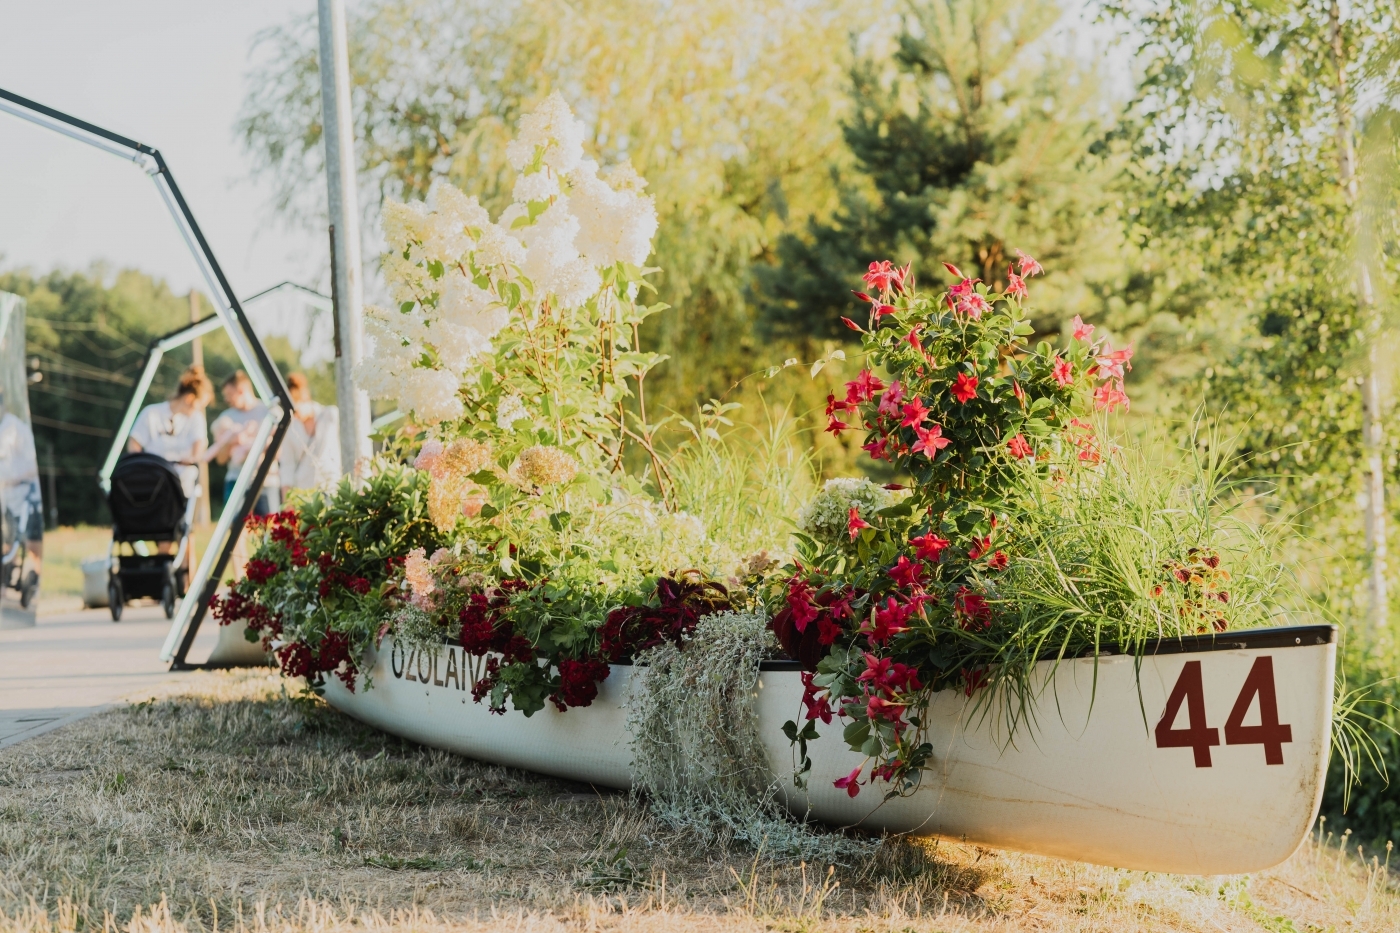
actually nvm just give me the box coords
[568,158,658,267]
[797,477,893,544]
[520,197,587,299]
[434,321,494,366]
[504,91,586,174]
[439,273,509,337]
[380,253,430,306]
[512,170,560,204]
[382,200,430,249]
[474,224,526,269]
[549,258,602,310]
[398,368,463,424]
[496,394,529,431]
[431,184,490,230]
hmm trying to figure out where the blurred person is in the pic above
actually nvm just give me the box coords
[0,387,41,600]
[278,372,341,493]
[207,370,280,517]
[127,365,213,498]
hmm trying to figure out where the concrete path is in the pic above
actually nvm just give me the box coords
[0,602,228,748]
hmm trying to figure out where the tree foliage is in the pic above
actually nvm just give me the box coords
[237,0,856,406]
[753,0,1130,347]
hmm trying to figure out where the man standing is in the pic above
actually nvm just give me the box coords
[207,370,280,516]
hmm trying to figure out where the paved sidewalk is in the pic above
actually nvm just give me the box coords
[0,602,227,748]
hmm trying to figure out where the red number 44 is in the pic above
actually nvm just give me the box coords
[1154,657,1293,767]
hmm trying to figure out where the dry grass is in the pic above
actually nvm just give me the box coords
[0,670,1396,932]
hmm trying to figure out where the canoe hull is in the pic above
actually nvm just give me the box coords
[323,627,1335,874]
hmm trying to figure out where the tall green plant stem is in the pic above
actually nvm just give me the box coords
[1330,0,1388,633]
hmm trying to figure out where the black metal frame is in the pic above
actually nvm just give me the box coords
[0,86,293,669]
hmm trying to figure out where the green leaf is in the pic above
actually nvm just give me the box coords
[478,504,499,519]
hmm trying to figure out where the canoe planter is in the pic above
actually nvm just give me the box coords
[322,624,1336,875]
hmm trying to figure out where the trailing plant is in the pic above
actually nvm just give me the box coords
[628,609,868,860]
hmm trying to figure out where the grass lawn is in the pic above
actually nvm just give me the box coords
[0,669,1395,932]
[35,526,112,603]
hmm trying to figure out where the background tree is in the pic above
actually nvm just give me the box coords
[753,0,1131,347]
[237,0,855,408]
[1104,0,1400,847]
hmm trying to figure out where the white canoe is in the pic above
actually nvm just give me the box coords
[323,625,1336,874]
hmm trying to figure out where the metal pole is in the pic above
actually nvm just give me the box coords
[318,0,372,477]
[189,290,211,528]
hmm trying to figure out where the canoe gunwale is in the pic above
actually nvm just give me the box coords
[650,623,1338,670]
[411,622,1339,671]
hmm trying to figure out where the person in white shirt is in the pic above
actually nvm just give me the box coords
[127,365,213,498]
[0,388,42,595]
[278,372,341,495]
[207,369,280,516]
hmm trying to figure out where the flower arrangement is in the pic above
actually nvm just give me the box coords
[215,95,785,718]
[214,93,1302,819]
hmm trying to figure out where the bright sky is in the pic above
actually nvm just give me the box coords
[0,1,322,300]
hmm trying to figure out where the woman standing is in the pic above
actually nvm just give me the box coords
[127,365,214,497]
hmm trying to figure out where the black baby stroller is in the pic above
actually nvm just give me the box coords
[104,452,195,621]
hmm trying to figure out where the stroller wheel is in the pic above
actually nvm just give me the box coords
[19,570,39,609]
[161,578,176,619]
[108,578,124,622]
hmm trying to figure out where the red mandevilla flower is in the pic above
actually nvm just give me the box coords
[1071,315,1095,341]
[899,397,930,428]
[846,369,886,403]
[1095,347,1134,381]
[1007,434,1033,459]
[888,554,923,589]
[867,597,912,644]
[1015,249,1043,277]
[988,550,1009,571]
[951,371,979,403]
[1006,267,1027,300]
[954,587,992,630]
[834,764,864,797]
[877,381,905,417]
[1051,356,1073,387]
[863,260,897,291]
[910,532,950,562]
[800,671,834,723]
[956,293,991,320]
[1094,380,1130,413]
[848,507,872,540]
[911,423,950,458]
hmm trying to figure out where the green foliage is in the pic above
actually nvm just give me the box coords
[213,465,441,684]
[1106,0,1400,499]
[1323,635,1400,849]
[754,0,1129,347]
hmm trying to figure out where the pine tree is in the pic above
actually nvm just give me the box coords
[754,0,1127,345]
